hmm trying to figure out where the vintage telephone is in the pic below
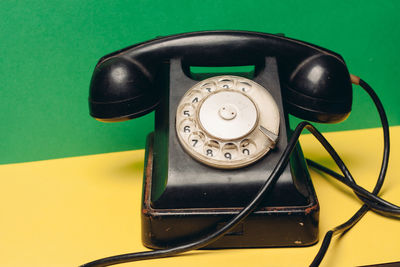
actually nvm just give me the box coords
[83,31,397,266]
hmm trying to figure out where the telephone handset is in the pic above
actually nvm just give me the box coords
[89,31,352,124]
[89,31,353,248]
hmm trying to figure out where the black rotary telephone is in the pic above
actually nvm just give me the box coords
[83,31,397,266]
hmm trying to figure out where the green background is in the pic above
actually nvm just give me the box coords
[1,0,400,164]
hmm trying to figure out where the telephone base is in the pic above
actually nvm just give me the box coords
[141,133,319,249]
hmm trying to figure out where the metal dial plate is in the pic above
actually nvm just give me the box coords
[175,76,280,169]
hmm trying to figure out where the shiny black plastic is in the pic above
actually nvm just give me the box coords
[141,58,319,248]
[89,30,352,123]
[87,30,352,248]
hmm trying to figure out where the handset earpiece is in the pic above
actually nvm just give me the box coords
[284,54,353,123]
[89,31,352,123]
[89,56,159,122]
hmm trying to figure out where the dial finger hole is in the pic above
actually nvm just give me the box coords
[179,119,196,135]
[218,79,234,89]
[187,90,202,104]
[179,103,195,118]
[204,140,220,158]
[240,139,257,156]
[200,82,216,93]
[222,143,238,160]
[238,82,252,92]
[188,132,205,149]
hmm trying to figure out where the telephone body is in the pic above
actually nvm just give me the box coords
[89,31,352,248]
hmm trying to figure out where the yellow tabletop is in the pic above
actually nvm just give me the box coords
[1,126,399,267]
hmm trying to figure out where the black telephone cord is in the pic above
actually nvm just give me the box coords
[307,159,400,215]
[79,122,340,267]
[309,78,392,266]
[81,78,398,267]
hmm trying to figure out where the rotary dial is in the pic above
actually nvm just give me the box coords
[175,76,280,169]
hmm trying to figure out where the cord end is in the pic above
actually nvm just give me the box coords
[350,74,360,85]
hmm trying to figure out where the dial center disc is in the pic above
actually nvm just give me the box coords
[198,90,258,140]
[218,103,237,120]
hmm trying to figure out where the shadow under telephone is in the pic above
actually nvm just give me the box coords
[82,31,396,267]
